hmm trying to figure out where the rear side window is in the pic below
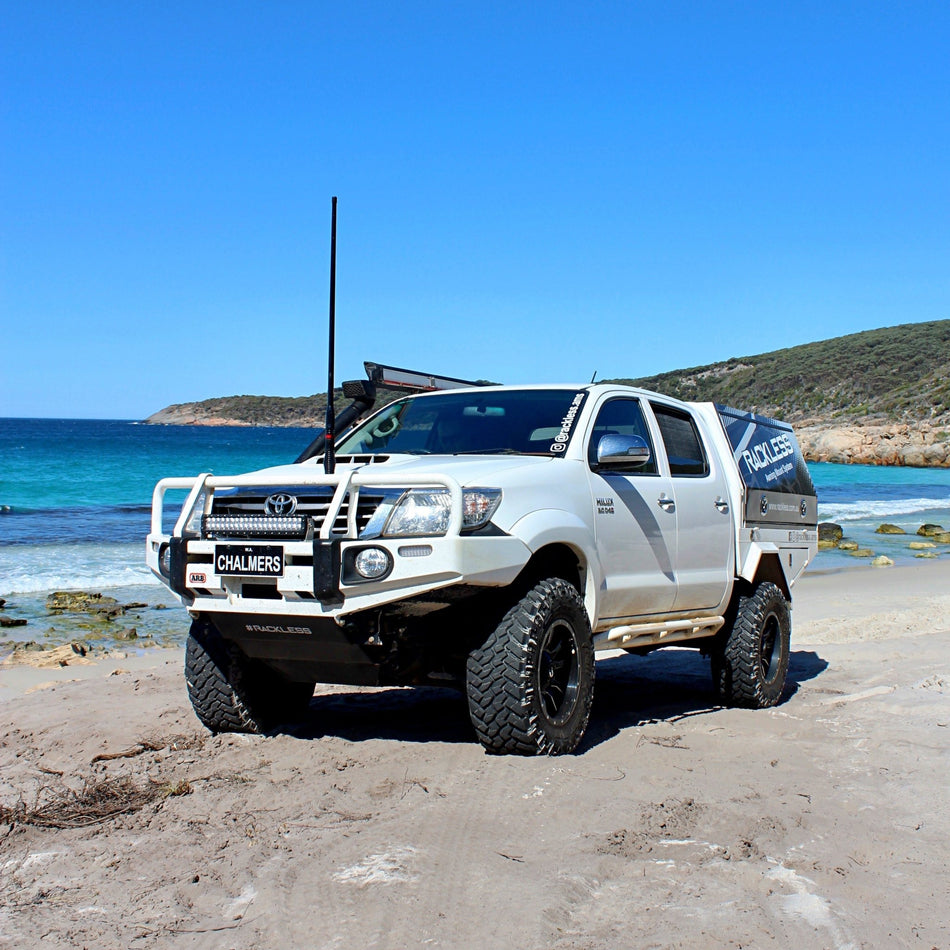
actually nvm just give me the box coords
[651,404,709,477]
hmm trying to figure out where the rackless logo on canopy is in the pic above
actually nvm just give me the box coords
[741,433,795,475]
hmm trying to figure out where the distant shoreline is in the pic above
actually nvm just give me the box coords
[143,410,950,468]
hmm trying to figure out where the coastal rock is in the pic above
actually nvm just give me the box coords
[114,627,138,641]
[0,616,27,628]
[97,606,126,620]
[47,591,119,613]
[818,523,843,543]
[908,541,936,550]
[917,524,945,537]
[1,641,92,668]
[871,555,895,567]
[875,524,905,534]
[838,540,859,551]
[915,552,939,559]
[796,423,950,469]
[934,532,950,544]
[849,548,875,558]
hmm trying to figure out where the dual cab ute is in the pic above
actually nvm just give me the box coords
[147,374,817,754]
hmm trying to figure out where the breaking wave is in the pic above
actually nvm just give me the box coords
[818,497,950,523]
[0,542,158,596]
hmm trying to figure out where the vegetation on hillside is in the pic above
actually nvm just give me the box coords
[618,320,950,422]
[147,320,950,427]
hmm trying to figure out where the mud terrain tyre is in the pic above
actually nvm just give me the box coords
[185,618,314,734]
[712,581,790,708]
[466,578,594,755]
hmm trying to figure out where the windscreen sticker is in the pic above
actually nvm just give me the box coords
[550,393,587,454]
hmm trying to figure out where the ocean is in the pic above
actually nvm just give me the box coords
[0,419,316,650]
[2,418,949,648]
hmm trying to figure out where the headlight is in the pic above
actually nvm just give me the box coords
[382,488,502,537]
[384,489,452,537]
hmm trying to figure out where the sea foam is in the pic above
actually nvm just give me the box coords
[818,497,950,523]
[0,542,158,595]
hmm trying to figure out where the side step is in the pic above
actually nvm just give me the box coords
[594,615,725,652]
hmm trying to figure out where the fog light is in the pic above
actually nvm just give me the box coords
[160,543,172,578]
[354,547,392,579]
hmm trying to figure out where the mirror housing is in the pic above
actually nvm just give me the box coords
[596,434,652,469]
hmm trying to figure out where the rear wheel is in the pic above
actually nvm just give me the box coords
[712,581,790,708]
[466,578,595,755]
[185,618,314,733]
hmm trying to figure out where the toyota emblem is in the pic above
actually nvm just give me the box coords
[265,493,298,516]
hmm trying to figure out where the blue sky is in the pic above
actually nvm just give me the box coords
[2,2,948,419]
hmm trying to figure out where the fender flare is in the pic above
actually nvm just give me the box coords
[738,542,791,601]
[507,509,600,621]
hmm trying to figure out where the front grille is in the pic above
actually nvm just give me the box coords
[202,488,383,540]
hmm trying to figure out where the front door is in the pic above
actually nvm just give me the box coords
[586,397,678,622]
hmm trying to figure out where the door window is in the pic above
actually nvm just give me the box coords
[651,404,709,477]
[587,399,657,474]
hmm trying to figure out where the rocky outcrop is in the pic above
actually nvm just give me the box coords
[1,641,94,668]
[797,421,950,468]
[145,407,256,427]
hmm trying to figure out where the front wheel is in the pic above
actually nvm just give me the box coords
[712,581,790,708]
[466,578,595,755]
[185,618,314,734]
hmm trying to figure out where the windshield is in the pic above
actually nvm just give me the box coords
[335,389,588,457]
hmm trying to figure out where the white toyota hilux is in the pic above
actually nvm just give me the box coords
[147,369,817,755]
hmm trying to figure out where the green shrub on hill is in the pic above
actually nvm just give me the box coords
[148,320,950,427]
[618,319,950,422]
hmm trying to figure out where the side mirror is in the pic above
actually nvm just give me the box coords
[596,434,652,469]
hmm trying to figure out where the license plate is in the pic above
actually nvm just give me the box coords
[214,545,284,577]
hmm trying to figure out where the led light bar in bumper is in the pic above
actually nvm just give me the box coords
[202,514,309,539]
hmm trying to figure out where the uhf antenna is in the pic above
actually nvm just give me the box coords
[324,196,338,475]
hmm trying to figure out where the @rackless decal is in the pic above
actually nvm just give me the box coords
[550,393,587,455]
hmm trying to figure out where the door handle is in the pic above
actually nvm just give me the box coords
[657,495,675,512]
[714,497,730,513]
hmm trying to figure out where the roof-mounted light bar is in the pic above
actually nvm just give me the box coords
[364,361,489,392]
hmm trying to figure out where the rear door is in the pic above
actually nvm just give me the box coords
[649,401,733,612]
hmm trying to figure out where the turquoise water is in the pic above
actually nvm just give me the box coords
[1,418,312,511]
[0,419,314,596]
[1,419,949,598]
[807,461,950,565]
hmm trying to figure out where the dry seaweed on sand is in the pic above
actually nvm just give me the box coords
[89,730,206,764]
[0,775,165,829]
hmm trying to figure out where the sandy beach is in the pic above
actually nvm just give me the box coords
[1,561,948,949]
